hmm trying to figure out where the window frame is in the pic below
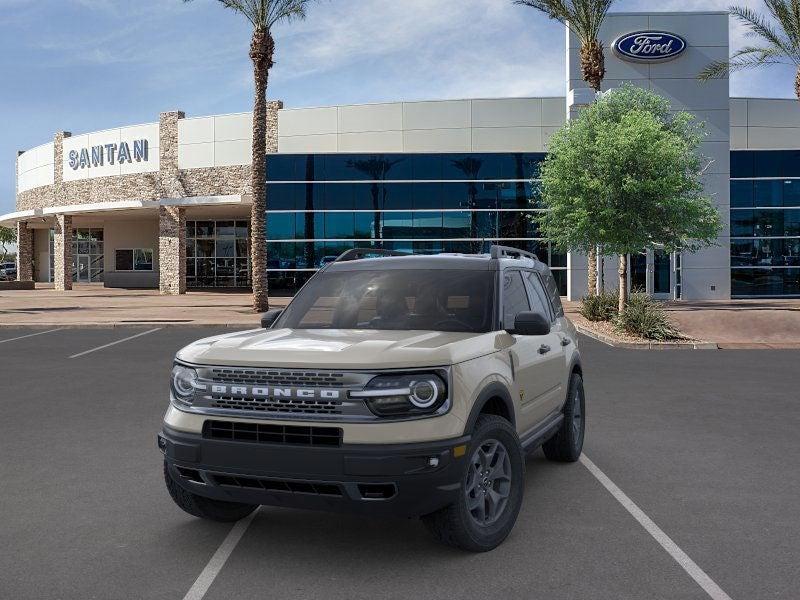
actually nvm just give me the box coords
[114,248,154,272]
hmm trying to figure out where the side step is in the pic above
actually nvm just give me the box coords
[520,412,564,453]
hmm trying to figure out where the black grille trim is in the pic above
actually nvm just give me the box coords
[211,473,343,497]
[209,368,347,387]
[203,420,343,447]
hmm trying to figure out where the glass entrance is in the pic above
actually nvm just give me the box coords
[71,228,104,283]
[630,252,648,293]
[627,249,674,299]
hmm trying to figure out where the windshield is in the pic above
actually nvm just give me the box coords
[275,269,496,333]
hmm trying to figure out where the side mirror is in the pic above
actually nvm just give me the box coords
[260,309,283,329]
[508,311,550,336]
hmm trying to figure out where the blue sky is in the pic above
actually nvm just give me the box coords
[1,0,797,215]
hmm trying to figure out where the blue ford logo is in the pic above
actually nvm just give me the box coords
[613,31,687,62]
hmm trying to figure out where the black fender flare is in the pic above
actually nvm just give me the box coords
[463,382,516,434]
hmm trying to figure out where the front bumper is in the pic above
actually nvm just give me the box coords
[159,425,470,518]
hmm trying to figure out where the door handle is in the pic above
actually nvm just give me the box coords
[560,337,571,346]
[538,344,551,355]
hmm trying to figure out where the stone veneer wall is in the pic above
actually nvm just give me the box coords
[53,214,73,291]
[16,102,283,212]
[15,222,33,281]
[158,206,186,295]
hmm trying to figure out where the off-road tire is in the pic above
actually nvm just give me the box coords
[164,461,258,522]
[421,415,524,552]
[542,372,585,463]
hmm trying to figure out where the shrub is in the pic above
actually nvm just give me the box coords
[580,290,619,322]
[614,293,684,340]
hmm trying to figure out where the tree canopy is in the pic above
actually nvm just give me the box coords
[537,84,722,259]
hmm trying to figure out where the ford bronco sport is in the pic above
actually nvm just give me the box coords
[160,246,585,551]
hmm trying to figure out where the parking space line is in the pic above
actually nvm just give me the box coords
[580,454,733,600]
[68,328,162,359]
[0,329,63,345]
[183,508,259,600]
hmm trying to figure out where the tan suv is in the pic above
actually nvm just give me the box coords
[159,246,585,551]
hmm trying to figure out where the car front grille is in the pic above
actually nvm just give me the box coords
[209,395,343,415]
[209,368,347,387]
[203,419,343,447]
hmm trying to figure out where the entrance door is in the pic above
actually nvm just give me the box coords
[630,253,648,293]
[627,249,674,298]
[652,250,672,298]
[77,256,90,282]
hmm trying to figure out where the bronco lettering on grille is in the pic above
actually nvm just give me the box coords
[210,384,341,400]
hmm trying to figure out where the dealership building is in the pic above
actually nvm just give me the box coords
[4,10,800,300]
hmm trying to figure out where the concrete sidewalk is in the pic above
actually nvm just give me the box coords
[0,284,289,327]
[564,298,800,349]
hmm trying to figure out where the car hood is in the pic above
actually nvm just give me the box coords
[176,328,502,369]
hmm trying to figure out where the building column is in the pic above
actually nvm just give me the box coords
[16,221,33,282]
[53,214,73,291]
[159,205,186,295]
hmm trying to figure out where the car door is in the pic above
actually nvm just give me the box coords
[522,270,566,415]
[501,270,561,433]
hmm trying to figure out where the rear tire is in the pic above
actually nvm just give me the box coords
[542,372,585,463]
[422,415,524,552]
[164,461,258,522]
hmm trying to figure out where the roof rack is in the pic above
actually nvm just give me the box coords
[489,245,537,261]
[334,248,411,263]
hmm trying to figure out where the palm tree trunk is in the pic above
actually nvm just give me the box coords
[580,39,604,296]
[796,67,800,102]
[249,29,274,313]
[618,254,628,314]
[580,40,605,93]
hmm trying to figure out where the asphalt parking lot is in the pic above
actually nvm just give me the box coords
[1,327,798,600]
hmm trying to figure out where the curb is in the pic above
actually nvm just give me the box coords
[574,324,718,350]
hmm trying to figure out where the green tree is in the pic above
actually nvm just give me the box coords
[0,226,15,263]
[514,0,616,294]
[537,85,722,313]
[184,0,315,311]
[699,2,800,100]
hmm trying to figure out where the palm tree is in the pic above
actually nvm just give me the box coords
[184,0,314,312]
[515,0,615,295]
[348,157,405,242]
[699,2,800,101]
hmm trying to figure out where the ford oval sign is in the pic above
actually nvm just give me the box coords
[613,31,687,63]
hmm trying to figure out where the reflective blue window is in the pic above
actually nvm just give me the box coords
[325,213,355,239]
[266,213,295,240]
[730,151,754,178]
[730,181,753,208]
[355,213,377,239]
[754,180,783,207]
[324,183,353,210]
[412,183,443,210]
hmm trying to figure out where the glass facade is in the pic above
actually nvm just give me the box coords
[264,153,568,295]
[186,220,251,288]
[731,151,800,297]
[47,228,105,283]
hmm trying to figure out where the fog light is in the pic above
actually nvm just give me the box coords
[428,457,439,468]
[157,434,167,452]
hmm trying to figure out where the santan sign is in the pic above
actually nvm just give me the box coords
[613,31,687,62]
[68,139,149,170]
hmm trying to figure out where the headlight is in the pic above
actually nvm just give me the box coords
[351,373,447,417]
[171,364,198,406]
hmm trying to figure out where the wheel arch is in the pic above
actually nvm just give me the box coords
[463,382,516,434]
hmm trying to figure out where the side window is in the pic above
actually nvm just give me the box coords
[522,271,552,321]
[543,271,565,318]
[502,271,531,328]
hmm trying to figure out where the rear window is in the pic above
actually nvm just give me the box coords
[276,269,496,333]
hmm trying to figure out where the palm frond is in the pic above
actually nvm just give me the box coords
[764,0,800,46]
[730,5,800,64]
[515,0,616,43]
[699,46,788,80]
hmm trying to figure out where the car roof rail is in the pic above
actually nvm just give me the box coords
[489,245,538,262]
[334,247,411,263]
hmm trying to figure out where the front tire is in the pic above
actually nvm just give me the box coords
[422,415,525,552]
[542,372,585,462]
[164,462,258,522]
